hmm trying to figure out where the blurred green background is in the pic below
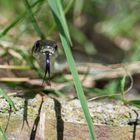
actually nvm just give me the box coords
[0,0,140,99]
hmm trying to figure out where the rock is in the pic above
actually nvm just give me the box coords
[0,94,140,140]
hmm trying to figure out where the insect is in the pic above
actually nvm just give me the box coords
[32,40,58,85]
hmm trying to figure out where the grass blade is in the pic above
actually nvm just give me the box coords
[0,127,7,140]
[0,0,43,38]
[48,0,72,45]
[128,100,140,107]
[120,75,126,101]
[0,64,31,70]
[0,89,16,112]
[48,0,96,139]
[23,0,45,39]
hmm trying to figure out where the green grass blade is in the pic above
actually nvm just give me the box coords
[0,89,16,112]
[23,0,46,39]
[128,100,140,107]
[48,0,96,139]
[0,15,23,38]
[120,75,126,101]
[64,0,74,14]
[47,0,74,35]
[0,0,43,38]
[48,0,72,45]
[0,127,7,140]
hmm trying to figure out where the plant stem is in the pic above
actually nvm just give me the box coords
[23,0,46,39]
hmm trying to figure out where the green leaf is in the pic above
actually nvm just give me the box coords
[0,0,43,38]
[0,127,7,140]
[121,76,125,92]
[48,0,96,139]
[0,89,16,112]
[120,75,126,101]
[104,80,118,95]
[128,100,140,107]
[48,0,72,45]
[23,0,45,39]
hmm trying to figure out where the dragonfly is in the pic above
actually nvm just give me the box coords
[32,40,58,85]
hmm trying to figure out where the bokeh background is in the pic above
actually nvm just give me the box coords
[0,0,140,99]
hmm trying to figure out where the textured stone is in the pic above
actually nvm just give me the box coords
[0,94,140,140]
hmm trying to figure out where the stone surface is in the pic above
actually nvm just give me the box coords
[0,94,140,140]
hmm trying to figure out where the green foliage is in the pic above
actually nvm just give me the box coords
[104,80,119,95]
[23,0,45,39]
[0,127,7,140]
[120,75,126,101]
[128,100,140,107]
[48,0,96,139]
[0,89,16,112]
[101,12,139,38]
[1,1,140,138]
[48,0,72,45]
[0,0,43,38]
[0,0,139,99]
